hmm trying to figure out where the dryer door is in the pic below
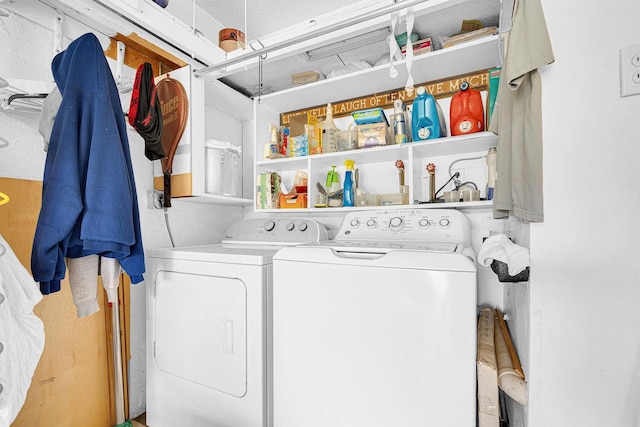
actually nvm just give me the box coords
[154,271,247,397]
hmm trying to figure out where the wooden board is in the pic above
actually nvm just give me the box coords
[0,177,115,427]
[154,172,192,197]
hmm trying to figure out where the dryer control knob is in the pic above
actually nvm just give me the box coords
[264,220,276,232]
[389,217,403,229]
[350,219,360,228]
[366,219,376,228]
[286,222,296,231]
[299,222,308,232]
[439,218,450,228]
[418,219,430,228]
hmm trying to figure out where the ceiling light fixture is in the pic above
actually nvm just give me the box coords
[301,27,391,62]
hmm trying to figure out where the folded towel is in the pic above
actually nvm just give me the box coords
[478,234,530,276]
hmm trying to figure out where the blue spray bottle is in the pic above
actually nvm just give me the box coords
[343,159,355,207]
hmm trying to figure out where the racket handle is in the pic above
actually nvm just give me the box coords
[163,172,172,208]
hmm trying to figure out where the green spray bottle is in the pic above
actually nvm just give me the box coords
[326,165,340,193]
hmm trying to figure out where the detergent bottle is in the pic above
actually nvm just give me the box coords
[450,81,485,136]
[411,86,442,141]
[343,159,355,207]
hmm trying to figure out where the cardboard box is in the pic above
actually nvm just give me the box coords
[256,172,280,209]
[401,37,433,56]
[357,122,391,148]
[279,193,307,209]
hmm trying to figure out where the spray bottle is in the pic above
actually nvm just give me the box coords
[486,147,497,200]
[322,103,339,153]
[264,124,279,159]
[326,165,340,193]
[343,159,355,207]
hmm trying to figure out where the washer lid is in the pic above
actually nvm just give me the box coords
[274,244,476,272]
[321,240,459,253]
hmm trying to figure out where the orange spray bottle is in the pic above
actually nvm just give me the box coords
[450,81,485,136]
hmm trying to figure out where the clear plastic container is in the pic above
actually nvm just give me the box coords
[205,140,242,197]
[336,129,358,151]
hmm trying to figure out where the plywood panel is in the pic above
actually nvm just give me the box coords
[0,177,113,427]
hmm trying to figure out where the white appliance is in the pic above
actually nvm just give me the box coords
[272,208,477,427]
[146,218,328,427]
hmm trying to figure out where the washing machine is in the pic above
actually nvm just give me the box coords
[146,217,328,427]
[272,208,477,427]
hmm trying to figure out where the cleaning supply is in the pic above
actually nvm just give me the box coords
[326,165,340,193]
[411,86,442,141]
[450,81,485,136]
[486,147,497,200]
[322,103,339,153]
[307,121,322,155]
[264,124,279,159]
[343,159,355,207]
[280,126,289,156]
[392,100,408,144]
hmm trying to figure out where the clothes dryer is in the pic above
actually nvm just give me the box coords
[146,217,327,427]
[272,208,477,427]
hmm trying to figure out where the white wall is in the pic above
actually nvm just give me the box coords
[524,1,640,426]
[0,4,244,418]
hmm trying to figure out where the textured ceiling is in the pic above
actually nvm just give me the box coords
[195,0,349,41]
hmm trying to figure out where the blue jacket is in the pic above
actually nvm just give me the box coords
[31,33,145,294]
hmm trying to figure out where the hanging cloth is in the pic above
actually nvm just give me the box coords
[128,62,165,161]
[0,233,45,427]
[489,0,554,222]
[31,33,145,295]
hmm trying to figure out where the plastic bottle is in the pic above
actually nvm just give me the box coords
[322,103,339,153]
[306,124,321,155]
[392,100,408,144]
[450,81,485,136]
[486,147,497,200]
[326,165,340,193]
[264,124,279,159]
[343,159,355,207]
[411,86,442,141]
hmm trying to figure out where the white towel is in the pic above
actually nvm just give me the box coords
[478,234,530,276]
[0,234,45,427]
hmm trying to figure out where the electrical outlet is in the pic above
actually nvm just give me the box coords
[620,44,640,97]
[147,190,164,209]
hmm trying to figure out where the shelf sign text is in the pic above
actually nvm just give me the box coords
[280,69,490,126]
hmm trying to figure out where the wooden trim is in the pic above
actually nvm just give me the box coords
[494,308,525,379]
[154,172,192,198]
[280,69,490,126]
[105,32,187,77]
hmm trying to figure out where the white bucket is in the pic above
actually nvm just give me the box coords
[205,140,242,197]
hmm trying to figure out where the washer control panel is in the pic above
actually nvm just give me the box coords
[336,208,471,245]
[223,218,328,244]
